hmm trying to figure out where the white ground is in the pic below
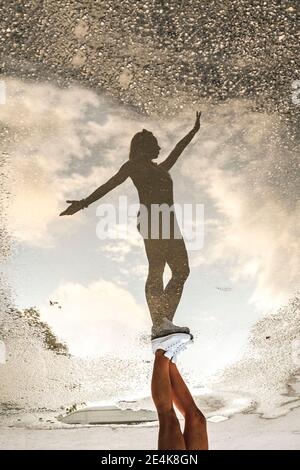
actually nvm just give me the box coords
[1,407,300,450]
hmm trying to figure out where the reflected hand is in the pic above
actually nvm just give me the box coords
[59,199,87,216]
[192,111,201,133]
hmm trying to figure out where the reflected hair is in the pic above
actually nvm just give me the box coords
[129,129,156,160]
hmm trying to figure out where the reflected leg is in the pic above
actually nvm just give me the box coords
[164,238,190,322]
[144,239,168,327]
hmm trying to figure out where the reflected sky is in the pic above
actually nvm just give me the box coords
[1,79,298,373]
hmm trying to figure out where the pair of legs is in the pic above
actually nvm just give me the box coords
[151,350,208,450]
[143,234,207,449]
[143,236,190,327]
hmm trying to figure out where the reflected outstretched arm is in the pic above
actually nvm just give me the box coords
[159,111,201,172]
[59,161,130,216]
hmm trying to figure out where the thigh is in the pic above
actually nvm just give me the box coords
[166,237,189,273]
[143,239,168,272]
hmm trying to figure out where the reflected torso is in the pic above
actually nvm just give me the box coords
[128,159,181,239]
[129,160,174,206]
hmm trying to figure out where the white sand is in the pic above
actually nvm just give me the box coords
[1,407,300,450]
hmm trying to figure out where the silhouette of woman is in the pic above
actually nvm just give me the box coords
[60,111,201,339]
[60,112,208,450]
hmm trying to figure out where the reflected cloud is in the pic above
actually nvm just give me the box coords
[41,279,149,358]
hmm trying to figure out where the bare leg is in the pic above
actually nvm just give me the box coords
[164,238,190,322]
[151,350,186,450]
[163,269,189,322]
[169,362,208,450]
[144,240,168,327]
[145,264,165,327]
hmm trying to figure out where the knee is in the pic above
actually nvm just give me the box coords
[186,409,206,427]
[172,264,190,283]
[197,411,206,427]
[184,265,190,280]
[157,407,178,423]
[153,395,174,414]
